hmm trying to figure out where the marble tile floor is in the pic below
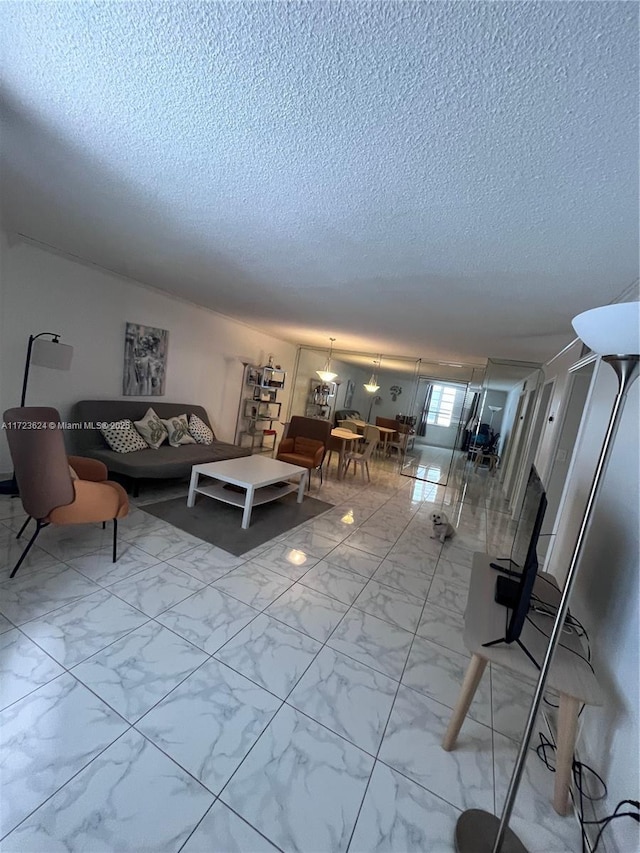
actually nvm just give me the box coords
[0,450,582,852]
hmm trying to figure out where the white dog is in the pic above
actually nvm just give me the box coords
[430,511,456,543]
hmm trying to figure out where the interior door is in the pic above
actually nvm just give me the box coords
[401,378,471,486]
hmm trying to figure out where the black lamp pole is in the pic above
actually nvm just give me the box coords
[20,333,62,407]
[0,332,64,496]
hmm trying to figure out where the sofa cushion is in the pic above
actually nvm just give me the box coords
[69,401,248,482]
[100,419,149,453]
[161,413,196,447]
[334,409,362,426]
[134,408,169,449]
[88,441,251,479]
[188,413,214,445]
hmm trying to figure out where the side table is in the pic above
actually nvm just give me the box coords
[442,552,602,815]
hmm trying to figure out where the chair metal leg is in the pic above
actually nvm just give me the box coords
[112,518,118,563]
[16,516,32,539]
[10,521,44,578]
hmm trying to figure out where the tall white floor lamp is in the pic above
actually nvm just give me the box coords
[488,405,502,430]
[455,301,640,853]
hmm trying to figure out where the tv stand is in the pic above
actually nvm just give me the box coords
[442,552,602,816]
[482,635,541,671]
[481,575,541,669]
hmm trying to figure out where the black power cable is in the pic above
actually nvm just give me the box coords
[534,732,639,852]
[583,801,640,852]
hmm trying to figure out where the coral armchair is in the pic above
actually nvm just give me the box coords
[3,407,129,578]
[276,416,332,488]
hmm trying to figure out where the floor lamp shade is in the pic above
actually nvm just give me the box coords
[30,338,74,371]
[21,333,74,409]
[572,302,640,355]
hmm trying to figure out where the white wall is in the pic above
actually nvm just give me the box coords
[360,370,414,422]
[535,354,639,853]
[497,381,524,472]
[288,350,368,422]
[534,341,584,483]
[0,234,297,472]
[288,356,416,425]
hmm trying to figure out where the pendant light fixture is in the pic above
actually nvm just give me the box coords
[316,337,338,383]
[364,355,381,393]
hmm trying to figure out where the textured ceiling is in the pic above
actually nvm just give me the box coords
[1,1,638,364]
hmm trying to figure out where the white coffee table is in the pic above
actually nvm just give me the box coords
[186,456,309,529]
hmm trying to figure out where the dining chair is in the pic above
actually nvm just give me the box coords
[388,422,411,458]
[324,434,345,475]
[375,416,399,456]
[362,424,382,458]
[343,427,380,482]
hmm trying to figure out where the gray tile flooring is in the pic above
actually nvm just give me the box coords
[0,449,581,852]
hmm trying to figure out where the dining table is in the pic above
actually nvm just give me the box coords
[330,427,363,479]
[374,425,397,456]
[335,420,398,457]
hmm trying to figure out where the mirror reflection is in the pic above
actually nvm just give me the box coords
[288,348,498,487]
[400,362,482,486]
[288,347,420,427]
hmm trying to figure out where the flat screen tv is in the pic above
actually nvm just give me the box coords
[490,465,548,645]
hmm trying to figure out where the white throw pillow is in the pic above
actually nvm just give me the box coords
[188,413,214,445]
[133,408,169,450]
[161,413,196,447]
[100,419,149,453]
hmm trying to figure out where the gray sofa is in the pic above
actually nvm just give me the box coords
[334,409,362,427]
[70,400,250,492]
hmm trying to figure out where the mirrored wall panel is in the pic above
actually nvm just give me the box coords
[400,362,485,486]
[288,347,421,427]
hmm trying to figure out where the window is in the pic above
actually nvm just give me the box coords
[426,384,457,427]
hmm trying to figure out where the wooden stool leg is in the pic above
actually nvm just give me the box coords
[554,693,580,815]
[442,654,488,750]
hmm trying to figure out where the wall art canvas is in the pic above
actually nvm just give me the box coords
[123,322,169,396]
[344,379,355,408]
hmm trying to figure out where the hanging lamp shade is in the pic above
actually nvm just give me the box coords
[316,337,338,382]
[364,355,381,393]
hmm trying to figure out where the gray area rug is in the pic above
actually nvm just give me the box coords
[141,491,333,556]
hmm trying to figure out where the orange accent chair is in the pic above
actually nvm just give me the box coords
[3,407,129,578]
[276,416,332,489]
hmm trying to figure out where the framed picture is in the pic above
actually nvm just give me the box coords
[123,323,168,396]
[344,379,355,408]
